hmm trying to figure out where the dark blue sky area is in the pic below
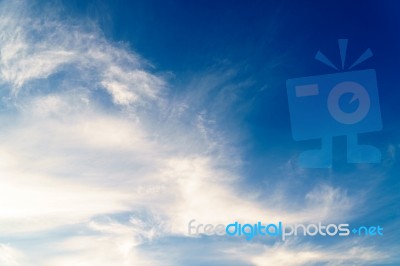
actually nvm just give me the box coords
[58,2,398,158]
[61,1,400,73]
[60,0,400,173]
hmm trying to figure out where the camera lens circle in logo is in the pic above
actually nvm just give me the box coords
[327,81,370,124]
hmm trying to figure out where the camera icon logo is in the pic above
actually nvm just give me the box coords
[286,39,382,168]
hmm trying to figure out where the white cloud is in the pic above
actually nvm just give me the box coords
[0,244,28,266]
[247,241,392,266]
[0,0,163,105]
[41,235,158,266]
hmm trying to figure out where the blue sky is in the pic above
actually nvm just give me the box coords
[0,0,398,265]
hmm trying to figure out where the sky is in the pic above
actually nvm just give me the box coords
[0,0,399,265]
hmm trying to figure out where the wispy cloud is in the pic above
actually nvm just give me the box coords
[0,0,163,105]
[0,244,27,266]
[248,240,393,266]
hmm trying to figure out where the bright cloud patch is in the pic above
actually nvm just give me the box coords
[0,1,163,105]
